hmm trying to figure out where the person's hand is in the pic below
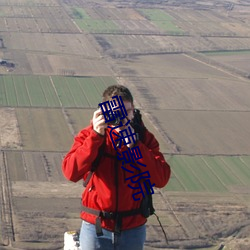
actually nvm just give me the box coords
[93,109,107,136]
[124,123,137,148]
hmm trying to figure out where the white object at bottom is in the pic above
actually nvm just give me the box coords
[64,231,80,250]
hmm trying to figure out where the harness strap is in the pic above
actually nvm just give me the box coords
[83,152,116,187]
[82,205,142,236]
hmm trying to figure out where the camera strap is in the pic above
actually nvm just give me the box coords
[83,142,106,187]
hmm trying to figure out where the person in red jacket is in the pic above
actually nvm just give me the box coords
[62,85,171,250]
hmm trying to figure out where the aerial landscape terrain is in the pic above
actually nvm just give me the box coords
[0,0,250,249]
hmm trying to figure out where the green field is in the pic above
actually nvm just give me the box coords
[70,7,119,32]
[139,9,173,21]
[138,9,183,33]
[71,7,90,19]
[75,19,118,32]
[202,50,250,56]
[0,75,115,108]
[71,7,183,33]
[165,155,250,192]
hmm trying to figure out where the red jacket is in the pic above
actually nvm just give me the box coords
[62,124,171,231]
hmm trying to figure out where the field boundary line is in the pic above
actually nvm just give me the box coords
[49,76,62,107]
[239,156,250,171]
[6,76,17,106]
[63,77,78,107]
[159,190,190,239]
[50,76,75,135]
[0,76,8,106]
[12,76,18,106]
[154,109,250,113]
[57,1,83,33]
[70,19,83,33]
[0,151,15,245]
[143,111,180,154]
[6,105,250,113]
[75,77,91,107]
[170,165,187,192]
[91,77,104,97]
[20,151,28,180]
[22,75,32,107]
[220,157,245,186]
[183,158,208,192]
[200,156,228,191]
[37,76,49,107]
[184,52,250,82]
[4,47,103,59]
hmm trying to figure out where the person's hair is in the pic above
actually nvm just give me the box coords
[102,85,133,104]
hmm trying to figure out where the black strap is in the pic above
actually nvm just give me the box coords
[82,205,142,236]
[95,217,103,236]
[83,171,93,188]
[83,142,106,187]
[82,205,142,220]
[130,109,146,142]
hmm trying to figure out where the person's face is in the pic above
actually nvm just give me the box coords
[123,100,134,121]
[112,100,134,132]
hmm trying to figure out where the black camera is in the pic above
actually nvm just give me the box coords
[105,111,121,125]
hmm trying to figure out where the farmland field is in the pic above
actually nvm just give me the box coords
[165,155,250,192]
[112,53,250,111]
[205,37,250,51]
[2,31,112,75]
[0,108,21,149]
[150,110,250,155]
[75,19,119,33]
[68,7,163,34]
[0,75,115,107]
[6,151,66,182]
[166,8,250,36]
[4,33,100,56]
[16,108,73,151]
[138,9,184,34]
[0,16,79,33]
[203,50,250,73]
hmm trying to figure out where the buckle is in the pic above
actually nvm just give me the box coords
[101,211,114,219]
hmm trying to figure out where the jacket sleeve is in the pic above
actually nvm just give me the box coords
[136,128,171,188]
[62,127,105,182]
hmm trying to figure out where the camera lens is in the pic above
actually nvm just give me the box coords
[105,111,120,125]
[108,117,120,125]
